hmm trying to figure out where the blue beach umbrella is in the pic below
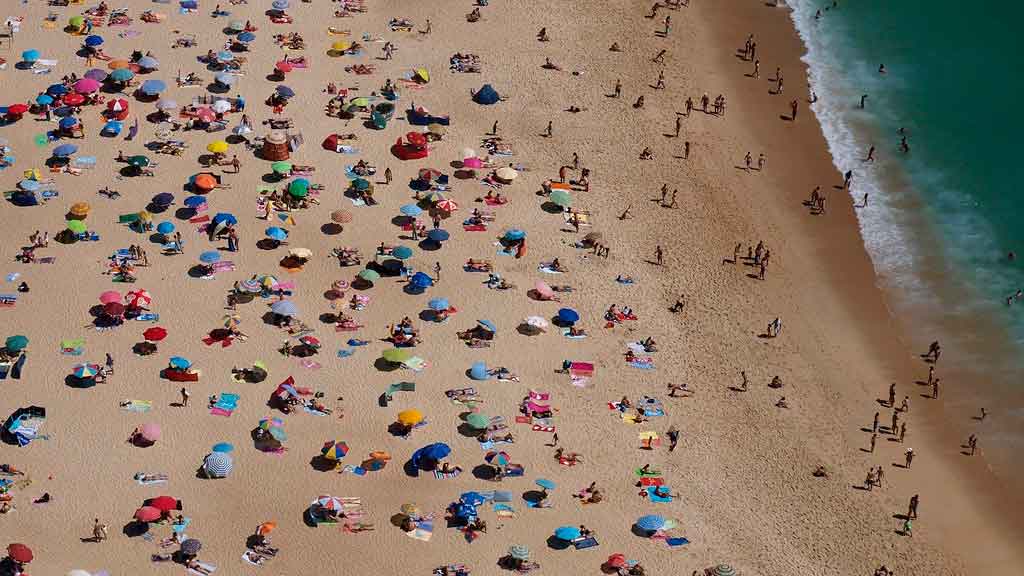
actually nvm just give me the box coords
[153,193,174,206]
[47,84,68,96]
[156,221,175,235]
[554,526,581,541]
[212,213,238,226]
[428,298,449,311]
[477,319,496,332]
[217,51,234,62]
[557,308,580,324]
[270,300,298,317]
[17,179,40,192]
[59,117,79,129]
[212,442,234,453]
[140,79,167,95]
[410,272,434,288]
[460,492,486,506]
[265,227,288,241]
[52,144,78,157]
[399,204,423,217]
[504,229,526,241]
[21,49,40,63]
[84,35,104,47]
[184,196,207,209]
[419,442,450,461]
[635,514,666,532]
[109,68,134,82]
[199,250,221,264]
[169,356,192,369]
[427,229,449,242]
[535,478,556,490]
[203,451,233,478]
[275,85,295,98]
[137,56,159,70]
[35,94,54,106]
[391,245,413,260]
[272,0,289,10]
[237,32,255,43]
[470,361,488,381]
[214,72,236,86]
[101,120,123,136]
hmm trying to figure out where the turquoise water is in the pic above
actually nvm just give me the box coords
[790,1,1024,368]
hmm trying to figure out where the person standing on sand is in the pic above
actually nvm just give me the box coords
[662,14,671,36]
[734,243,742,264]
[864,468,875,491]
[668,190,677,209]
[744,152,752,170]
[660,184,668,205]
[869,432,877,453]
[891,409,899,433]
[873,411,880,433]
[655,71,665,89]
[904,448,914,468]
[758,260,766,280]
[544,121,553,137]
[385,167,392,185]
[757,153,765,171]
[666,426,679,451]
[887,382,896,407]
[902,518,913,537]
[899,395,909,413]
[683,141,690,159]
[740,370,749,391]
[790,99,798,121]
[932,378,939,399]
[908,494,919,518]
[968,434,977,455]
[860,94,868,108]
[875,466,885,488]
[753,59,760,78]
[492,121,499,135]
[655,245,664,266]
[614,79,622,98]
[845,169,853,189]
[572,153,580,170]
[925,340,941,362]
[180,387,190,407]
[92,518,108,542]
[674,116,681,137]
[899,422,906,443]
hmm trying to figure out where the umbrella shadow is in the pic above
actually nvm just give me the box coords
[374,357,401,372]
[122,521,150,538]
[309,455,338,472]
[321,223,344,235]
[522,490,545,504]
[472,464,498,481]
[174,207,196,220]
[630,525,655,538]
[546,535,571,550]
[418,239,442,251]
[65,374,98,389]
[456,423,480,438]
[540,201,565,213]
[418,310,438,322]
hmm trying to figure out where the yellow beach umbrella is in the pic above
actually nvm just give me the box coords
[396,409,424,426]
[69,201,91,216]
[331,41,351,51]
[207,140,229,154]
[414,68,429,83]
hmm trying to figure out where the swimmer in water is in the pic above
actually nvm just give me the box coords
[879,64,887,74]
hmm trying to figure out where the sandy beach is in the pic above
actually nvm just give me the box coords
[0,0,1021,575]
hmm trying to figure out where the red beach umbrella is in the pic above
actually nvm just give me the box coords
[62,93,86,106]
[134,506,161,522]
[142,327,167,341]
[107,98,129,113]
[139,423,161,443]
[195,107,216,122]
[103,302,126,317]
[125,289,152,308]
[147,495,179,511]
[405,131,427,147]
[275,60,293,73]
[99,290,121,304]
[6,104,29,116]
[6,543,33,563]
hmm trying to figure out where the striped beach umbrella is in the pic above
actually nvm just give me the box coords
[321,440,349,460]
[203,452,233,478]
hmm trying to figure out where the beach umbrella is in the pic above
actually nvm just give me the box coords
[276,85,296,99]
[635,514,666,532]
[554,526,581,541]
[47,83,68,96]
[107,99,128,114]
[428,298,449,311]
[85,68,108,81]
[238,279,262,293]
[460,491,486,506]
[99,290,122,304]
[259,417,284,431]
[315,495,345,512]
[156,98,178,111]
[73,78,101,94]
[288,179,309,198]
[465,413,489,429]
[288,247,313,260]
[17,179,40,192]
[357,269,380,283]
[5,104,29,118]
[68,570,92,576]
[152,192,173,206]
[183,196,206,209]
[484,450,510,466]
[256,522,277,536]
[419,442,451,461]
[270,300,298,317]
[137,56,159,70]
[101,120,123,135]
[557,308,580,324]
[399,204,423,217]
[265,227,288,241]
[382,348,412,364]
[535,478,556,490]
[212,213,237,228]
[272,0,290,9]
[397,409,424,426]
[85,34,104,47]
[427,229,450,243]
[169,356,191,369]
[143,327,167,341]
[35,94,54,106]
[534,281,554,299]
[477,319,497,333]
[436,198,459,213]
[228,19,245,31]
[509,545,530,561]
[138,211,153,222]
[400,503,420,516]
[59,117,79,129]
[712,566,736,576]
[193,173,217,191]
[214,72,236,86]
[212,442,234,453]
[199,251,221,264]
[4,335,29,352]
[330,210,352,223]
[351,178,370,192]
[125,289,152,308]
[179,539,202,556]
[237,32,256,43]
[206,140,229,154]
[66,220,87,235]
[21,49,40,63]
[504,229,526,241]
[69,15,85,27]
[156,221,175,235]
[216,50,234,62]
[202,452,233,478]
[605,554,627,569]
[140,80,167,95]
[139,423,161,442]
[275,60,293,73]
[62,93,86,106]
[128,155,151,168]
[148,496,180,512]
[109,68,134,82]
[550,189,572,207]
[211,99,234,114]
[321,440,349,460]
[271,161,292,175]
[524,316,549,330]
[410,272,434,289]
[134,506,161,522]
[496,166,518,182]
[388,245,413,260]
[470,362,489,381]
[53,144,78,157]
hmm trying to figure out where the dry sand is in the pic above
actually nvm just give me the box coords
[0,0,1021,574]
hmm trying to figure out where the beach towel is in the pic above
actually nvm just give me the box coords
[210,393,239,416]
[628,361,656,370]
[634,468,662,477]
[241,551,269,567]
[531,424,555,433]
[494,503,516,518]
[647,487,673,503]
[303,405,329,416]
[136,313,159,322]
[389,381,417,394]
[337,348,356,358]
[135,475,168,486]
[666,537,690,547]
[349,197,366,206]
[561,329,587,339]
[0,294,17,308]
[300,359,322,370]
[172,517,191,534]
[402,356,427,371]
[538,265,563,274]
[639,477,664,487]
[189,215,210,224]
[340,465,367,476]
[121,400,152,413]
[574,537,599,550]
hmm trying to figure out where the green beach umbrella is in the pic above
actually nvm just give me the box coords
[271,161,292,175]
[357,269,379,283]
[288,179,309,198]
[127,155,150,167]
[465,413,489,430]
[4,335,29,352]
[69,15,85,27]
[352,178,370,191]
[350,97,370,108]
[228,20,245,31]
[66,220,87,234]
[550,189,572,207]
[382,348,412,364]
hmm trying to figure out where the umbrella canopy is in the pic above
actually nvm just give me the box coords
[276,85,296,98]
[194,173,217,190]
[399,204,423,217]
[477,319,497,333]
[418,442,451,461]
[470,361,489,381]
[199,251,221,264]
[558,308,580,324]
[535,478,556,490]
[272,0,290,9]
[99,290,122,304]
[524,316,549,330]
[128,155,151,168]
[58,116,79,129]
[550,189,572,207]
[47,83,69,96]
[330,210,352,223]
[152,192,174,205]
[237,31,256,43]
[509,545,530,561]
[156,98,178,111]
[17,179,40,191]
[216,51,234,62]
[426,229,450,242]
[35,94,54,106]
[484,450,510,466]
[534,280,554,299]
[156,221,175,235]
[140,79,167,95]
[212,442,234,453]
[183,196,206,209]
[396,409,424,426]
[21,49,41,63]
[228,19,246,31]
[436,198,459,213]
[270,300,298,317]
[256,522,277,536]
[315,495,346,512]
[73,78,101,94]
[554,526,582,541]
[258,417,284,430]
[179,538,202,556]
[496,166,518,181]
[72,363,97,378]
[214,72,236,86]
[137,56,159,70]
[357,269,380,283]
[635,514,666,532]
[265,227,288,241]
[63,93,86,106]
[66,220,87,234]
[196,108,216,122]
[352,178,370,191]
[410,272,434,288]
[4,335,29,352]
[53,143,78,157]
[275,60,294,73]
[288,247,313,260]
[143,327,168,341]
[109,68,134,82]
[271,161,292,175]
[169,356,191,369]
[139,423,161,442]
[713,566,737,576]
[321,440,349,460]
[206,140,229,154]
[288,179,309,198]
[465,413,489,429]
[460,491,486,506]
[381,348,412,364]
[202,452,233,477]
[503,229,527,241]
[125,289,152,307]
[148,495,179,511]
[428,298,449,311]
[69,202,91,217]
[134,506,161,522]
[84,35,104,47]
[107,99,129,113]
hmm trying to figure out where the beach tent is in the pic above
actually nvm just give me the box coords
[3,406,46,447]
[473,84,500,105]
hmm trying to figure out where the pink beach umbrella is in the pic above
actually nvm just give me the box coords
[534,280,554,299]
[99,290,121,304]
[139,423,161,442]
[73,78,101,94]
[134,505,162,522]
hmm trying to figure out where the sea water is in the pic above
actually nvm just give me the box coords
[787,1,1024,469]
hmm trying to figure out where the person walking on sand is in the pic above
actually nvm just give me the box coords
[864,468,875,491]
[655,70,665,89]
[866,145,876,162]
[753,59,760,78]
[875,465,885,488]
[683,141,690,159]
[660,184,668,205]
[180,387,190,407]
[790,99,798,120]
[757,153,766,171]
[385,167,392,185]
[744,152,752,170]
[776,71,784,94]
[925,340,941,362]
[92,518,109,542]
[544,121,553,137]
[674,116,681,137]
[667,426,679,451]
[932,378,939,399]
[968,434,977,455]
[740,370,749,391]
[869,432,877,453]
[105,353,114,375]
[655,245,664,266]
[899,395,909,413]
[433,261,442,282]
[890,409,899,434]
[908,494,919,518]
[902,518,913,537]
[887,382,896,407]
[491,121,499,135]
[899,422,906,443]
[652,49,666,63]
[230,155,241,174]
[872,411,880,433]
[668,189,677,209]
[614,79,622,98]
[904,448,914,468]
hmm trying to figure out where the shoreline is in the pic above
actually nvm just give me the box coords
[697,0,1024,571]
